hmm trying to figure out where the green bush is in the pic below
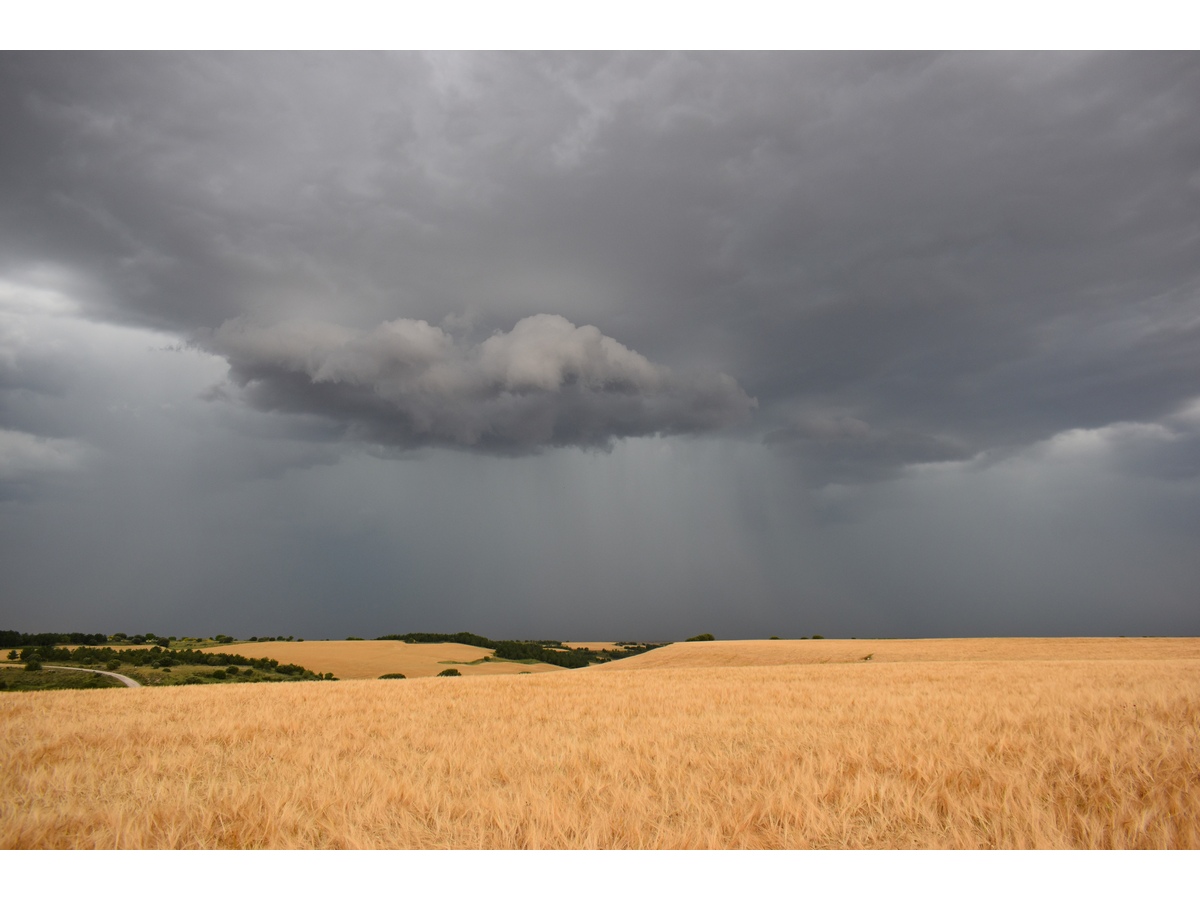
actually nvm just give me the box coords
[226,665,239,675]
[812,634,825,640]
[106,658,122,670]
[685,633,715,642]
[437,668,461,677]
[6,649,17,660]
[25,658,42,671]
[210,669,227,680]
[379,673,406,679]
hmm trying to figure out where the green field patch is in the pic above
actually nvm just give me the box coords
[0,665,122,692]
[71,663,321,687]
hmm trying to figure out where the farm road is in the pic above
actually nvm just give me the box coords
[0,662,141,688]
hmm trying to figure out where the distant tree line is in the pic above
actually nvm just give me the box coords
[377,632,671,669]
[0,631,319,648]
[1,631,111,647]
[378,631,497,649]
[1,631,179,648]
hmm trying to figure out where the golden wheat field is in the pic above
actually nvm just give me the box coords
[2,638,1198,849]
[603,636,1200,669]
[214,640,564,679]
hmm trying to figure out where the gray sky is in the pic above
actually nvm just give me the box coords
[2,51,1198,640]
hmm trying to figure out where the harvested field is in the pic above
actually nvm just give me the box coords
[2,638,1197,849]
[210,640,564,680]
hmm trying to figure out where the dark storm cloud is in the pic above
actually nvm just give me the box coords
[2,51,1197,481]
[206,313,754,452]
[657,52,1200,481]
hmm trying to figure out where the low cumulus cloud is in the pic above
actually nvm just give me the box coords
[0,428,87,476]
[1031,402,1200,482]
[0,428,89,500]
[205,313,755,453]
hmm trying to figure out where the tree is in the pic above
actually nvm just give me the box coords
[437,668,462,677]
[685,633,715,642]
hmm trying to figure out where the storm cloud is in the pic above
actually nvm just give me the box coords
[207,313,754,452]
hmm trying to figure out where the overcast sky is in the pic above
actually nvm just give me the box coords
[2,51,1198,640]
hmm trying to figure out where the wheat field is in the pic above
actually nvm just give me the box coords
[2,639,1197,849]
[603,636,1200,669]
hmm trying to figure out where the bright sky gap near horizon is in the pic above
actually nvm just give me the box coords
[1,52,1198,641]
